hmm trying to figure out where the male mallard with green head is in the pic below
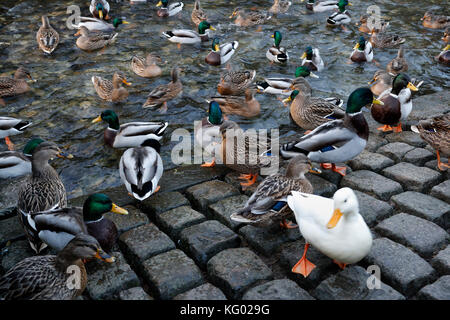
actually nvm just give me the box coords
[304,0,339,13]
[266,31,289,64]
[90,0,110,20]
[350,36,373,63]
[163,21,215,45]
[156,0,184,17]
[327,0,352,28]
[206,38,239,66]
[70,17,129,32]
[301,46,324,71]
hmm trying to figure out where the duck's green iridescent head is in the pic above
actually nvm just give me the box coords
[96,3,105,19]
[212,38,220,51]
[272,31,283,48]
[112,17,129,28]
[354,36,366,51]
[282,90,299,104]
[157,0,169,8]
[92,109,120,130]
[338,0,350,12]
[392,73,418,95]
[208,101,223,125]
[346,87,383,114]
[301,46,313,60]
[23,138,44,156]
[83,193,128,222]
[295,66,311,78]
[198,21,215,35]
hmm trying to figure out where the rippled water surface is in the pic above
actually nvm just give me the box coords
[0,0,448,199]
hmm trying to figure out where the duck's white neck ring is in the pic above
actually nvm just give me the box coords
[85,216,104,224]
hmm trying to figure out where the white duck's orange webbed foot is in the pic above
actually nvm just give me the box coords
[333,260,347,270]
[292,243,316,277]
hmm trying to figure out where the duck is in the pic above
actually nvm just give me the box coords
[350,36,373,63]
[131,53,163,78]
[208,88,260,118]
[326,0,352,27]
[0,116,32,150]
[91,72,130,102]
[75,26,118,51]
[120,139,163,201]
[301,46,324,71]
[32,193,128,253]
[70,17,129,32]
[217,68,256,95]
[90,0,110,20]
[282,78,345,131]
[219,120,278,188]
[304,0,339,13]
[17,141,73,254]
[92,109,168,148]
[191,0,207,26]
[368,70,393,97]
[287,187,372,277]
[205,38,239,66]
[266,31,289,64]
[231,154,314,229]
[0,138,43,179]
[156,0,184,17]
[269,0,292,14]
[36,16,59,54]
[0,67,32,106]
[411,114,450,171]
[443,27,449,43]
[0,234,114,300]
[371,73,419,133]
[421,11,449,29]
[162,21,215,45]
[356,14,389,34]
[142,66,183,112]
[436,44,450,66]
[369,28,405,49]
[194,101,224,168]
[386,46,408,75]
[280,88,383,176]
[230,7,271,27]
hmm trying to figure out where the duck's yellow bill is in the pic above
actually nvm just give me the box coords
[271,34,274,38]
[407,82,418,91]
[57,151,74,159]
[368,77,377,85]
[301,52,307,59]
[92,116,102,123]
[99,9,103,20]
[210,26,216,31]
[74,30,81,36]
[95,249,115,263]
[372,98,384,105]
[156,1,163,7]
[122,20,130,24]
[111,203,128,215]
[443,45,450,51]
[348,2,353,5]
[214,44,220,51]
[282,97,292,104]
[327,209,343,229]
[122,79,132,86]
[353,43,360,50]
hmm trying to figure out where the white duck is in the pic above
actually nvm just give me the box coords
[287,187,372,277]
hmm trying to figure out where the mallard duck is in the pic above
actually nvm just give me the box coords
[350,36,373,63]
[90,0,110,20]
[0,138,43,179]
[142,67,182,112]
[120,139,163,201]
[386,46,408,75]
[0,67,32,105]
[208,88,260,118]
[70,17,129,32]
[217,69,256,95]
[282,78,345,131]
[371,73,419,133]
[194,101,224,168]
[303,0,339,13]
[443,27,450,43]
[36,16,59,54]
[32,193,128,253]
[0,234,114,300]
[326,0,352,27]
[421,11,449,29]
[131,53,163,78]
[91,72,131,102]
[287,187,372,277]
[230,7,271,27]
[368,70,393,97]
[266,31,289,64]
[301,46,324,71]
[191,0,207,26]
[17,142,73,253]
[356,14,389,34]
[269,0,292,14]
[92,110,168,148]
[156,0,184,17]
[75,26,118,51]
[280,88,383,176]
[411,114,450,171]
[162,21,215,44]
[0,116,32,150]
[205,38,239,66]
[231,154,314,229]
[370,28,405,48]
[436,44,450,66]
[219,120,278,187]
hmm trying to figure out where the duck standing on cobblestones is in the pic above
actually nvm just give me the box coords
[287,187,372,277]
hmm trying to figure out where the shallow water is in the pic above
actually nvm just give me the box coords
[0,0,448,199]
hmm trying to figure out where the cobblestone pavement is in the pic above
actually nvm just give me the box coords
[0,93,449,300]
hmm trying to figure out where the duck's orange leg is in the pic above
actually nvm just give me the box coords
[201,158,216,167]
[437,150,450,171]
[240,173,258,187]
[321,163,333,170]
[331,164,347,176]
[280,219,298,229]
[154,186,161,193]
[377,124,393,132]
[333,260,347,270]
[392,122,403,133]
[5,137,14,151]
[292,243,316,277]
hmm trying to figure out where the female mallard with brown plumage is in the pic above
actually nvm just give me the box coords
[411,114,450,171]
[0,67,32,106]
[386,46,408,75]
[229,7,271,27]
[421,11,449,29]
[91,72,131,102]
[131,53,163,78]
[369,27,405,49]
[75,26,118,51]
[208,88,260,118]
[269,0,292,14]
[36,16,59,54]
[142,67,182,113]
[368,70,393,97]
[191,0,207,26]
[0,234,114,300]
[217,68,256,95]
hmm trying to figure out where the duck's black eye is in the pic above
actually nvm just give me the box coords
[344,199,347,203]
